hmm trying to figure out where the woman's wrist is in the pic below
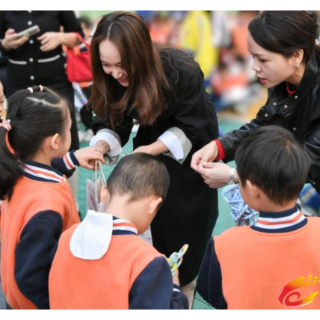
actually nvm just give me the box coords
[149,140,169,156]
[1,39,10,51]
[60,33,66,45]
[95,140,110,155]
[229,168,239,184]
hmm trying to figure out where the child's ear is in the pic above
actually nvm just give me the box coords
[246,180,261,199]
[100,185,110,205]
[50,133,60,150]
[148,197,163,215]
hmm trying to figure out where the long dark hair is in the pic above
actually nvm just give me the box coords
[89,11,171,127]
[0,86,68,200]
[249,11,320,63]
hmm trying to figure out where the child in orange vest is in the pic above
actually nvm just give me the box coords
[49,153,189,309]
[197,125,320,309]
[0,85,104,309]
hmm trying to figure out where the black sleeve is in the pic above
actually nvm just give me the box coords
[218,98,271,162]
[51,151,79,178]
[305,121,320,193]
[0,12,7,57]
[59,11,84,37]
[169,61,211,145]
[92,115,133,147]
[196,237,227,309]
[15,211,63,309]
[129,256,189,309]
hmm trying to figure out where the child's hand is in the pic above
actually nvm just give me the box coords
[173,269,180,286]
[74,147,105,170]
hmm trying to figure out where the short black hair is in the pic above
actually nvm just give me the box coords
[235,126,311,205]
[107,153,170,202]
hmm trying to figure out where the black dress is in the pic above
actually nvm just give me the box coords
[93,48,219,286]
[0,11,84,150]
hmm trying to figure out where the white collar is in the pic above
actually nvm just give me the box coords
[70,210,113,260]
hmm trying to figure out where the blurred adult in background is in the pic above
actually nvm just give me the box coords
[0,11,83,152]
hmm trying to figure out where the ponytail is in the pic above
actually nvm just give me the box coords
[0,125,21,200]
[0,86,68,200]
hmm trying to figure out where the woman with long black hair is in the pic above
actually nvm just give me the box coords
[89,11,219,306]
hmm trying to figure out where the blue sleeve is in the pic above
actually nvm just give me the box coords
[51,151,79,178]
[129,256,189,309]
[15,211,63,309]
[196,237,227,309]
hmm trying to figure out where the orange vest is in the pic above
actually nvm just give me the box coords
[1,176,79,309]
[49,224,162,309]
[215,217,320,309]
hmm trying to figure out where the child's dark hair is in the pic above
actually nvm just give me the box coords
[0,86,69,200]
[235,126,311,205]
[249,11,320,64]
[107,153,170,202]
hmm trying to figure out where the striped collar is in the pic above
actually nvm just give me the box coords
[112,216,138,236]
[251,206,307,233]
[21,160,65,184]
[70,211,138,260]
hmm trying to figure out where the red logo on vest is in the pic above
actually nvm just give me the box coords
[279,275,320,307]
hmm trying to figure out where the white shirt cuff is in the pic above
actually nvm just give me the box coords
[158,131,184,160]
[90,129,122,157]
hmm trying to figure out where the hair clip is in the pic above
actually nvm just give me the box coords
[39,85,44,91]
[27,87,33,93]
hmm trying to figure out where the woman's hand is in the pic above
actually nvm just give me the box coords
[1,29,28,51]
[38,32,64,52]
[191,141,218,173]
[133,140,168,156]
[74,146,105,170]
[133,145,153,154]
[198,162,237,189]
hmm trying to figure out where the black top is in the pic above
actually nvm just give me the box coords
[0,11,83,89]
[93,47,218,152]
[219,53,320,193]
